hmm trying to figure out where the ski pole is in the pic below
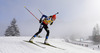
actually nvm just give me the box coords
[54,12,59,15]
[24,6,39,21]
[38,9,43,15]
[38,9,59,15]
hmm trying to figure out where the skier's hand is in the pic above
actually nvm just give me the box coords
[50,22,53,25]
[39,19,42,23]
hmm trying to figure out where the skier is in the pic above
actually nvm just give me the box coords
[29,14,56,44]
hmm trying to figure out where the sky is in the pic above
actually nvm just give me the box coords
[1,0,100,38]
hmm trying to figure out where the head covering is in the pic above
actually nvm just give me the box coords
[52,15,56,21]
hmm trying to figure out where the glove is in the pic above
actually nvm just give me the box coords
[39,19,42,23]
[50,22,53,25]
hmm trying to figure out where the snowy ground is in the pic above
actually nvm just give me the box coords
[66,39,100,51]
[0,37,99,53]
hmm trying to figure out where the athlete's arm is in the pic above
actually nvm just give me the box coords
[39,15,47,23]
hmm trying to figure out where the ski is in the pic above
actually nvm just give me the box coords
[23,40,46,49]
[36,42,65,50]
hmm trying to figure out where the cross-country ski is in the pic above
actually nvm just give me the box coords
[36,41,65,50]
[23,40,46,49]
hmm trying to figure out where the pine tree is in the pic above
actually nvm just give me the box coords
[5,18,20,36]
[92,24,100,42]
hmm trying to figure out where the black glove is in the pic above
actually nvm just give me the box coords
[39,19,42,23]
[50,22,53,25]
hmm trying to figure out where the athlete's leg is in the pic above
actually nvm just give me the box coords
[29,23,43,41]
[43,25,50,44]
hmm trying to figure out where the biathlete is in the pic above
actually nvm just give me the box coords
[29,14,57,44]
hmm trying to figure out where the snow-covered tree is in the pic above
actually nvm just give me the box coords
[93,24,99,36]
[5,18,20,36]
[92,24,100,42]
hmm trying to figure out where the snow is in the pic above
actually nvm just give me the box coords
[0,37,99,53]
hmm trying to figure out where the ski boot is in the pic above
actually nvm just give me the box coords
[44,41,50,45]
[37,35,42,38]
[29,40,34,43]
[29,37,34,43]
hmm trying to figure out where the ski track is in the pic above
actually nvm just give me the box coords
[57,42,95,53]
[0,37,99,53]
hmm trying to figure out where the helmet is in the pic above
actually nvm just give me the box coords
[52,15,56,21]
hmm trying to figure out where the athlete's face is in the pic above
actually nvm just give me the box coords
[52,17,56,21]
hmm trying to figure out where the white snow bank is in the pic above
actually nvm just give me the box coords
[0,37,99,53]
